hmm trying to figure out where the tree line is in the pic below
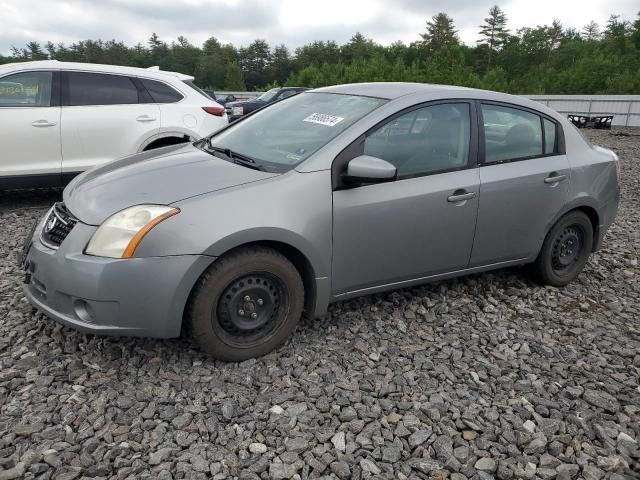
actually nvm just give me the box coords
[2,7,640,94]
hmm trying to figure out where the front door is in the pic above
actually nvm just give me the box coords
[332,102,480,295]
[0,70,61,180]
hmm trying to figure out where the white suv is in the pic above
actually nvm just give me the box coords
[0,60,228,188]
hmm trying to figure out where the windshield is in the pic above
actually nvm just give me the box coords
[208,92,386,172]
[256,88,280,102]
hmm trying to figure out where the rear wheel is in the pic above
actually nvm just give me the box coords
[186,247,304,361]
[532,211,593,286]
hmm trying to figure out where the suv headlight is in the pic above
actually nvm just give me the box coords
[232,106,243,116]
[85,205,179,258]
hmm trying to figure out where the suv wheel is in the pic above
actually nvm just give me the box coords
[532,211,594,286]
[186,247,304,361]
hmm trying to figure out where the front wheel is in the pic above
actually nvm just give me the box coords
[186,247,304,361]
[532,211,594,287]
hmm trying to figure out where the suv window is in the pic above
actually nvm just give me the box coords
[182,80,211,100]
[140,78,183,103]
[66,72,139,106]
[0,71,53,107]
[364,103,471,177]
[482,104,543,162]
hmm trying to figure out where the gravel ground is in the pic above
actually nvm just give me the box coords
[0,128,639,480]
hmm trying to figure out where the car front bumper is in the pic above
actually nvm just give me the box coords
[22,215,213,338]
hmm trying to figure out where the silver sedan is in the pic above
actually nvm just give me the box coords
[22,83,620,360]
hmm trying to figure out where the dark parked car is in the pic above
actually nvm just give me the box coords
[225,87,308,121]
[204,91,237,106]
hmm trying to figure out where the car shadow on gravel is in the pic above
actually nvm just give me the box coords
[0,188,62,211]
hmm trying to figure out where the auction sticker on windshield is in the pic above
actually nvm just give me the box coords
[303,113,344,127]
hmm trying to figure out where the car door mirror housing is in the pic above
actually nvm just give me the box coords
[343,155,397,185]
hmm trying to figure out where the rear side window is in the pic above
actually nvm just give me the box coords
[0,71,53,107]
[66,72,139,106]
[140,78,183,103]
[543,118,557,154]
[481,104,543,163]
[182,80,211,100]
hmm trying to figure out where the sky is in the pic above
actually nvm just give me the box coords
[1,0,638,55]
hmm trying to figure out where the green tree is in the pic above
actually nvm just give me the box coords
[478,5,509,67]
[421,13,459,52]
[582,21,601,41]
[239,39,271,89]
[270,44,292,85]
[224,61,246,90]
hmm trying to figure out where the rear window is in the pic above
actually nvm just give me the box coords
[140,78,183,103]
[66,72,139,106]
[182,80,211,100]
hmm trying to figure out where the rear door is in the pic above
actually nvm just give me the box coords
[470,102,570,266]
[60,71,160,173]
[0,70,61,180]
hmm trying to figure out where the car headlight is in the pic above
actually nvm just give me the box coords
[85,205,179,258]
[232,106,244,116]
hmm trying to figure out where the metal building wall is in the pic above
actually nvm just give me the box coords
[526,95,640,126]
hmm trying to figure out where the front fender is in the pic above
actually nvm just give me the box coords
[201,226,329,277]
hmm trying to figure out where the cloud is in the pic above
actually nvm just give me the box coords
[0,0,637,55]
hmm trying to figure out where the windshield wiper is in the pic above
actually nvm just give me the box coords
[209,145,265,171]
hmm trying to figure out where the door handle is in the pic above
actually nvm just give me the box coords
[544,173,567,184]
[447,190,476,203]
[136,115,156,122]
[31,120,56,127]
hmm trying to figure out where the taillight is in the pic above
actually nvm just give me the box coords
[202,106,225,117]
[615,158,622,187]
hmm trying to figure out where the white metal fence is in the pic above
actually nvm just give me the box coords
[218,91,640,127]
[526,95,640,127]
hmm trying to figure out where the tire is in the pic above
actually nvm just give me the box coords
[532,211,594,287]
[186,247,304,361]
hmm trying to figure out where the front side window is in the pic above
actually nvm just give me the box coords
[66,72,139,106]
[207,92,386,172]
[364,103,471,177]
[141,78,183,103]
[0,71,52,107]
[482,104,543,163]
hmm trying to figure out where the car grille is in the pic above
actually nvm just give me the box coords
[40,202,78,248]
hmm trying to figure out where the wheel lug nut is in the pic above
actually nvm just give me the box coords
[251,313,258,319]
[257,298,263,305]
[238,309,245,316]
[244,295,251,301]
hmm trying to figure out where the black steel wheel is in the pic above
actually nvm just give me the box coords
[532,211,593,287]
[216,273,285,344]
[186,247,304,361]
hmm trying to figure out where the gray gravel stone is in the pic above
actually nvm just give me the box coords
[475,457,497,472]
[0,129,637,480]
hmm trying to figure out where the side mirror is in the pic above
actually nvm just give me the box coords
[343,155,397,185]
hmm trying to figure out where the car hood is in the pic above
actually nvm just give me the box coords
[63,143,279,225]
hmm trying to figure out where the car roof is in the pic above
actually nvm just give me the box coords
[312,82,521,102]
[0,60,194,82]
[310,82,560,117]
